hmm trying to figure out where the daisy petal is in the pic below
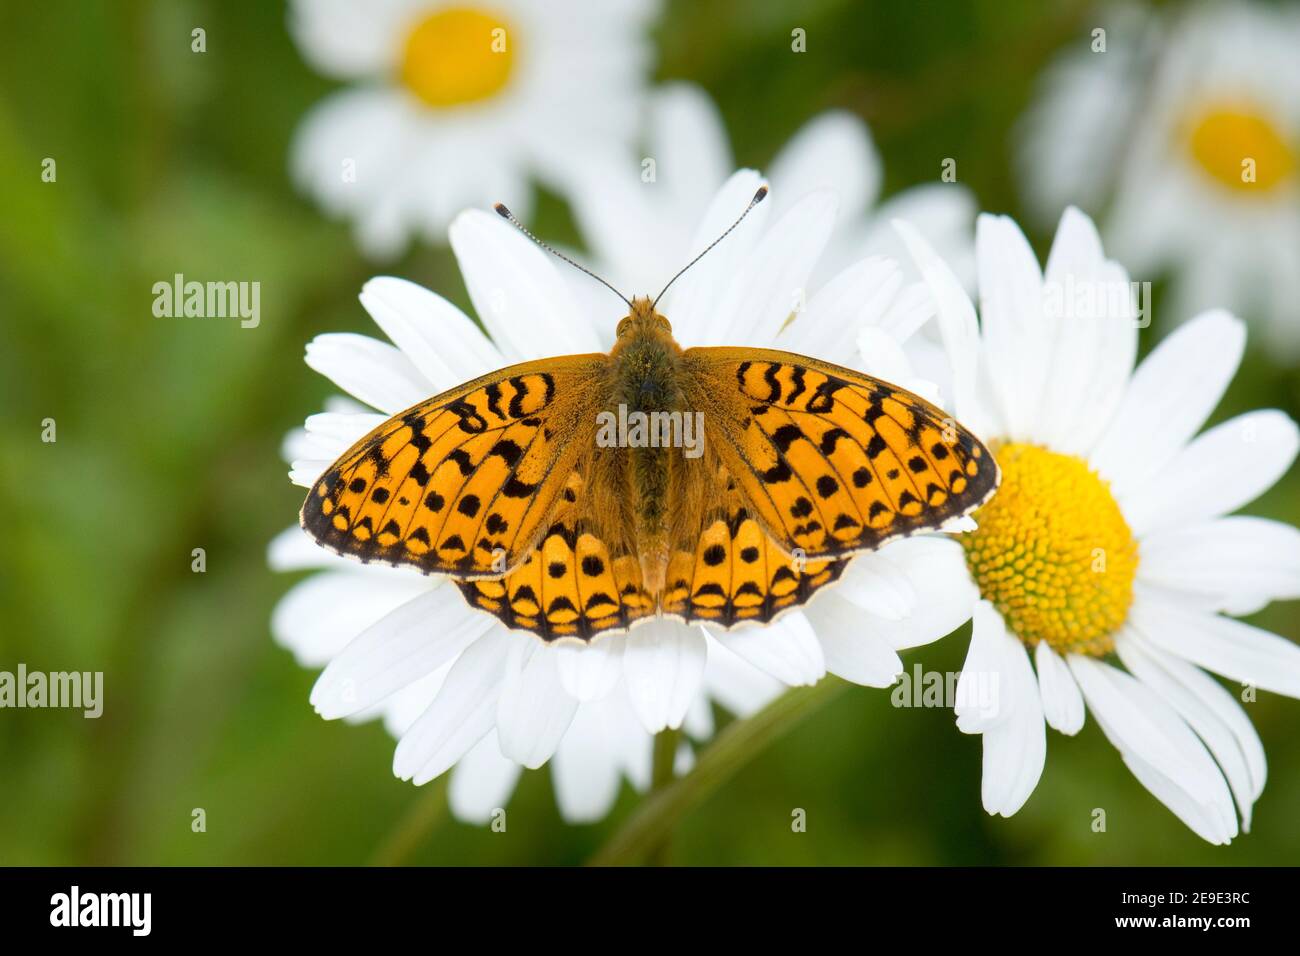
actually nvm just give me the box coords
[310,584,494,719]
[1130,594,1300,699]
[272,570,432,667]
[447,731,523,824]
[1034,640,1085,735]
[496,642,579,768]
[864,184,977,290]
[267,524,358,572]
[780,257,902,360]
[393,626,513,785]
[360,277,503,389]
[682,692,715,740]
[767,110,880,220]
[647,83,732,213]
[287,0,408,79]
[289,88,409,217]
[1119,750,1237,845]
[716,190,839,346]
[554,639,625,702]
[873,536,979,650]
[298,410,386,459]
[832,550,918,621]
[289,459,334,488]
[606,690,656,792]
[801,593,904,687]
[379,667,449,738]
[1090,310,1246,495]
[855,328,917,397]
[978,617,1046,816]
[449,209,601,363]
[708,612,826,686]
[879,279,939,345]
[660,170,770,346]
[956,601,1015,733]
[1067,655,1235,823]
[1036,207,1137,454]
[1117,632,1263,831]
[1138,516,1300,615]
[701,632,786,717]
[622,620,708,733]
[551,702,628,823]
[894,219,993,437]
[1121,410,1299,536]
[975,214,1048,442]
[304,332,432,414]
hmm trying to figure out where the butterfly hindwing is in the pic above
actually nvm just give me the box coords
[456,470,656,642]
[680,346,999,560]
[301,354,609,577]
[661,502,847,627]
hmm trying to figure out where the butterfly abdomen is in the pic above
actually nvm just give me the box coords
[606,313,689,594]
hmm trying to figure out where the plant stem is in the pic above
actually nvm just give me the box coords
[368,776,449,867]
[651,726,681,790]
[589,676,848,866]
[645,726,682,865]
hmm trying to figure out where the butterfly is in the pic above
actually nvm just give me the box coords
[301,188,1000,645]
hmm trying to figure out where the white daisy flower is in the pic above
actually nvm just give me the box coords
[270,178,982,825]
[897,205,1300,843]
[1017,2,1300,356]
[287,0,659,258]
[560,82,976,302]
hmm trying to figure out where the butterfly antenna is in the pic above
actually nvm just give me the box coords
[492,203,633,309]
[652,185,769,309]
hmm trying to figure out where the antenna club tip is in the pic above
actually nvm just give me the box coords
[754,185,769,202]
[493,202,512,218]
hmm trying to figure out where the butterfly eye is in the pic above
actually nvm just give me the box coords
[616,317,631,338]
[656,315,672,333]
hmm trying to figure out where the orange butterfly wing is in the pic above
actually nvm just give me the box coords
[301,354,608,577]
[456,465,657,642]
[679,347,1000,560]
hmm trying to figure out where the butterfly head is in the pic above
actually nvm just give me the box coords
[616,296,672,340]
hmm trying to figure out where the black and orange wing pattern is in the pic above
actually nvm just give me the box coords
[301,355,609,578]
[455,469,658,641]
[302,344,999,644]
[680,346,999,561]
[659,501,847,628]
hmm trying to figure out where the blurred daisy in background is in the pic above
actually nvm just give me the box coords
[269,186,980,825]
[899,206,1300,843]
[1015,3,1154,227]
[287,0,659,258]
[1017,1,1300,357]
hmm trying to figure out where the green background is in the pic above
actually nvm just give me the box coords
[1,0,1296,865]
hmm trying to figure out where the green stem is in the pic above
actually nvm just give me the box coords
[651,726,681,790]
[368,776,449,867]
[645,726,682,865]
[589,677,848,866]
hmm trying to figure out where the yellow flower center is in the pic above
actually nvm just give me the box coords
[399,7,515,109]
[961,443,1138,657]
[1185,101,1296,193]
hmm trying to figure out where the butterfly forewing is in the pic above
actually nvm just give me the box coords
[680,346,1000,560]
[301,354,609,577]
